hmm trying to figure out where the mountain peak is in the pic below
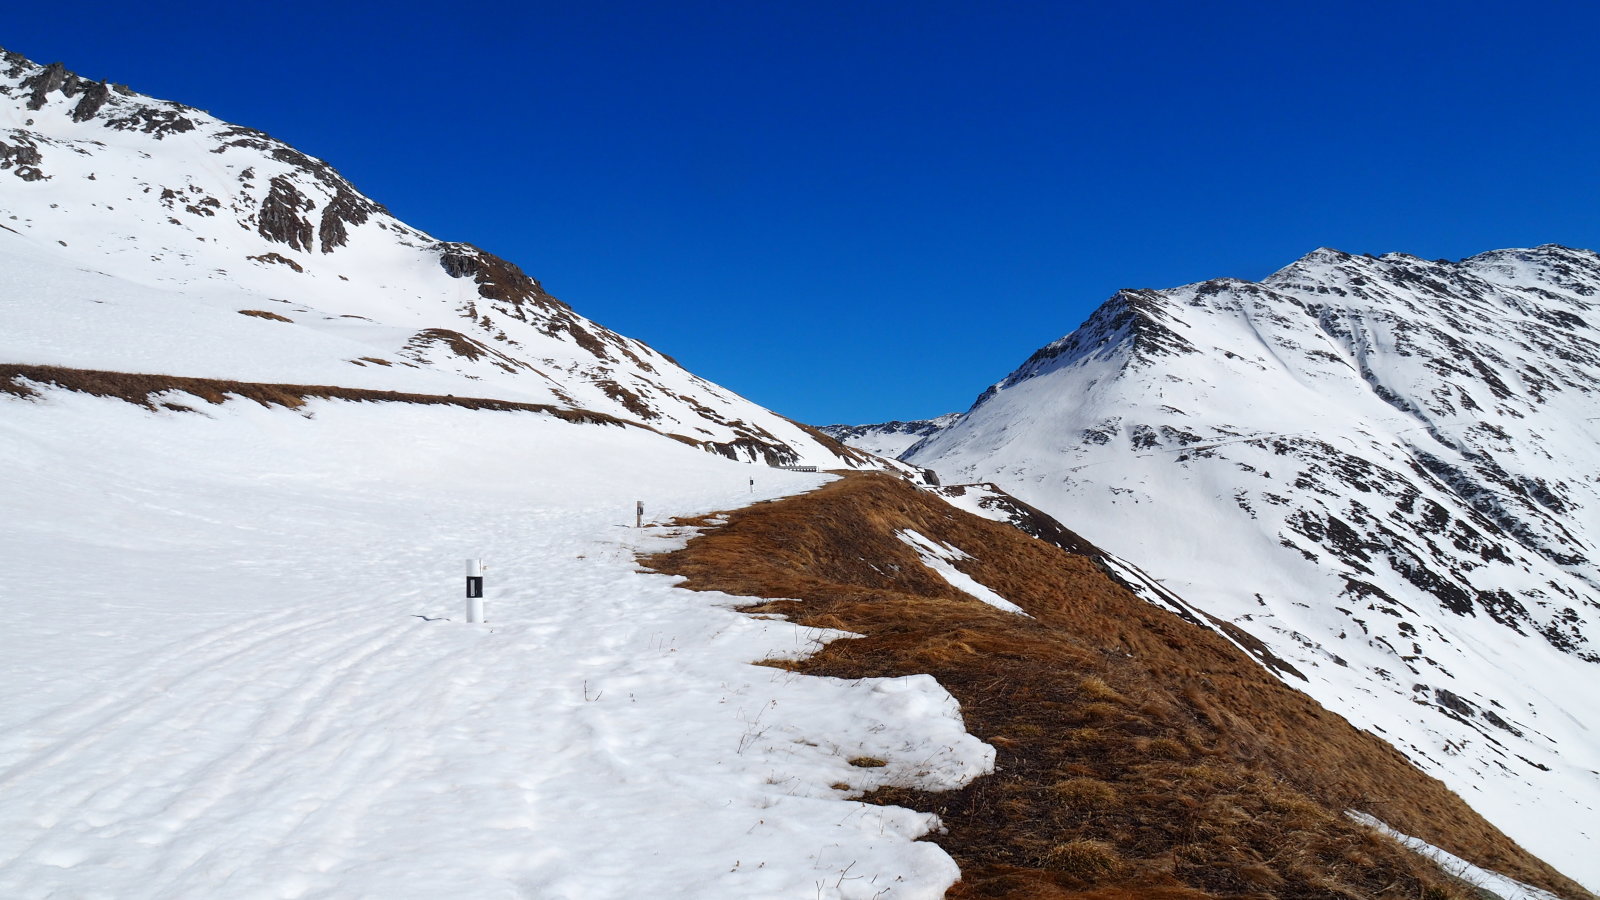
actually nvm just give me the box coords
[905,241,1600,886]
[818,413,963,460]
[978,287,1196,400]
[3,48,198,136]
[0,45,903,471]
[1303,245,1353,263]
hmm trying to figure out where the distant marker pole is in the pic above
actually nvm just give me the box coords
[749,477,754,493]
[636,500,644,529]
[465,558,485,623]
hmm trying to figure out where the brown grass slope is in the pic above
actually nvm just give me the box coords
[0,363,634,423]
[645,472,1590,900]
[0,364,876,469]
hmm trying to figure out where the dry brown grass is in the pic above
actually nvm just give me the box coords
[1048,778,1117,810]
[237,308,294,322]
[0,363,740,440]
[645,472,1591,900]
[0,364,885,491]
[1042,840,1124,879]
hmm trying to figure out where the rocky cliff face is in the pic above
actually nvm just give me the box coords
[905,244,1600,889]
[0,49,877,468]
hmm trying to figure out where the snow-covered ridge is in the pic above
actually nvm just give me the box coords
[818,413,962,460]
[0,48,877,469]
[907,244,1600,889]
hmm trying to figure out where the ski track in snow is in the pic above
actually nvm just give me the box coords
[0,391,992,899]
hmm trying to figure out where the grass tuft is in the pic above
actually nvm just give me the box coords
[1141,736,1191,760]
[1048,777,1117,810]
[1043,839,1123,878]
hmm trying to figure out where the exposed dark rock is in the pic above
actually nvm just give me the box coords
[317,187,376,253]
[21,61,69,110]
[102,105,196,137]
[1434,687,1476,717]
[0,136,45,180]
[257,176,314,252]
[1482,709,1523,737]
[434,242,616,359]
[69,79,110,121]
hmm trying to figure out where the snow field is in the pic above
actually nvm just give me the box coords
[0,390,993,899]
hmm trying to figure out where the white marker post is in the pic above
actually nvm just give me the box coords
[465,558,485,623]
[636,500,644,529]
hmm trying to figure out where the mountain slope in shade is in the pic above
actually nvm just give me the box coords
[820,413,962,460]
[905,245,1600,890]
[0,49,876,468]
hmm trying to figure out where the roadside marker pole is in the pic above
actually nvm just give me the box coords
[465,558,485,623]
[636,500,644,529]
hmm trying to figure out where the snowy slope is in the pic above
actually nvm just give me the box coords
[819,414,961,460]
[0,47,977,897]
[0,385,992,899]
[0,49,874,468]
[906,245,1600,889]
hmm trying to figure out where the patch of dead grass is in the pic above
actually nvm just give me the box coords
[0,364,766,460]
[237,308,294,322]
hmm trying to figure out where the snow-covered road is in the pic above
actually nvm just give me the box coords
[0,391,992,899]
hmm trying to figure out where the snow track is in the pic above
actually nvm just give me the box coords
[0,392,991,899]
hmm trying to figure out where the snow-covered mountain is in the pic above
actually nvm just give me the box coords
[905,244,1600,889]
[5,43,1594,895]
[819,414,961,460]
[0,49,880,469]
[0,49,973,898]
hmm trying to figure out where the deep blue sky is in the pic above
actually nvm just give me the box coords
[9,1,1599,423]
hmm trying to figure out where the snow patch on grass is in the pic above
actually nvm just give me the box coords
[1349,812,1562,900]
[896,529,1029,616]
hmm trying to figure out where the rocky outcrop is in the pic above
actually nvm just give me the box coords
[257,176,315,252]
[0,135,45,181]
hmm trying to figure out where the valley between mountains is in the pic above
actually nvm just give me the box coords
[3,46,1595,899]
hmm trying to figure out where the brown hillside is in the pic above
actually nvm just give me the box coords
[645,472,1590,900]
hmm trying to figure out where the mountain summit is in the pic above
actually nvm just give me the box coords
[903,244,1600,887]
